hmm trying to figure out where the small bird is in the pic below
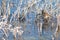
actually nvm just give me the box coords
[42,10,51,30]
[42,10,50,19]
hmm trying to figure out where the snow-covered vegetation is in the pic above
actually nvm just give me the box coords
[0,0,60,40]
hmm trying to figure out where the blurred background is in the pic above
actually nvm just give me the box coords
[0,0,60,40]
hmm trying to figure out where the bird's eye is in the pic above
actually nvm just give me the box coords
[3,19,5,21]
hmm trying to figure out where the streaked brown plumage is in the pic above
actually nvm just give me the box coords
[42,10,51,30]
